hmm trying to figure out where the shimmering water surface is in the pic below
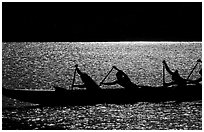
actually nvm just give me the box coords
[2,42,202,130]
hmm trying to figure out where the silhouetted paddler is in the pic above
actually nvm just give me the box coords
[195,69,202,83]
[187,69,202,85]
[73,65,101,91]
[195,59,202,83]
[101,66,137,90]
[162,60,186,87]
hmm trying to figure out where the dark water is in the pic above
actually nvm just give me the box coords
[2,42,202,130]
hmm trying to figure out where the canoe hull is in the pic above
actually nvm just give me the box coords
[2,84,202,106]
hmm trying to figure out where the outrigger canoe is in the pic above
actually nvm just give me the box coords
[2,84,202,106]
[2,61,202,106]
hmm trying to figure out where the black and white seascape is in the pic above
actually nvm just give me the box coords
[2,2,202,130]
[2,42,202,129]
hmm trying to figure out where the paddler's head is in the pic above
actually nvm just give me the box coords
[116,70,125,79]
[174,70,179,76]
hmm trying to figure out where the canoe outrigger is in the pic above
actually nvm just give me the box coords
[2,60,202,106]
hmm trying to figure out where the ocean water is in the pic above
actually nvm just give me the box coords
[2,42,202,130]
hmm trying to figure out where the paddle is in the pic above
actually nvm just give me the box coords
[71,65,78,89]
[186,59,201,80]
[163,63,166,86]
[99,67,114,86]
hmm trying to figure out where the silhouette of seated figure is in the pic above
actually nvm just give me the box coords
[188,69,202,85]
[197,69,202,83]
[101,66,137,90]
[195,69,202,83]
[162,60,186,87]
[193,59,202,84]
[72,65,100,91]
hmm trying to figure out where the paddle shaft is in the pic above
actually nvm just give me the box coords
[71,67,77,89]
[163,64,165,85]
[99,67,114,86]
[186,62,198,80]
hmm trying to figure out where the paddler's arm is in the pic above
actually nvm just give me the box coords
[113,66,126,74]
[113,66,129,78]
[101,80,118,85]
[75,64,83,75]
[162,60,174,75]
[113,66,120,71]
